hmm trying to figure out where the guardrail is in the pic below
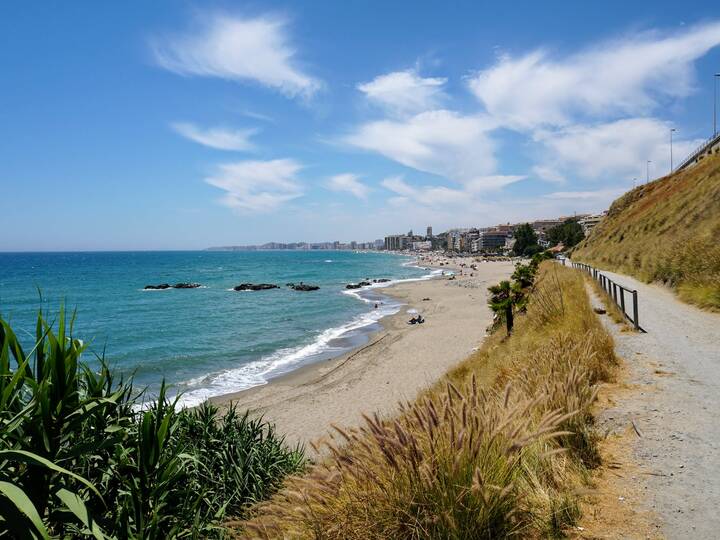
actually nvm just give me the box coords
[675,132,720,172]
[564,260,644,332]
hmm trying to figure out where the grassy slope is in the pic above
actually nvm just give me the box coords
[235,263,617,539]
[573,153,720,310]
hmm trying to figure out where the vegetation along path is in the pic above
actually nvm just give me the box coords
[592,269,720,538]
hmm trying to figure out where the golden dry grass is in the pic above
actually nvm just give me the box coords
[232,263,617,539]
[585,275,630,329]
[573,154,720,310]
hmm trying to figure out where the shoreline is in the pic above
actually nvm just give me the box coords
[210,258,515,453]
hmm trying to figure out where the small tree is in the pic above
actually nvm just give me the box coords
[488,280,525,335]
[547,219,585,248]
[512,223,539,256]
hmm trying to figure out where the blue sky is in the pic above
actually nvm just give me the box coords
[2,1,720,250]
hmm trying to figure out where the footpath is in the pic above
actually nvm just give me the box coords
[587,269,720,539]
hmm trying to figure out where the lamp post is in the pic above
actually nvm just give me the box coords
[670,128,676,172]
[646,160,652,184]
[715,73,720,137]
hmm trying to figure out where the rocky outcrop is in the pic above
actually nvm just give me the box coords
[345,283,362,289]
[233,283,279,291]
[144,283,201,290]
[291,283,320,291]
[374,278,391,283]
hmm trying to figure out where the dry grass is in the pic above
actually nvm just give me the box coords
[573,154,720,310]
[585,275,631,329]
[233,263,617,539]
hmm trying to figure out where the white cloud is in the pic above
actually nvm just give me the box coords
[531,165,566,184]
[468,21,720,128]
[381,176,470,206]
[204,159,303,212]
[345,110,499,187]
[533,118,704,181]
[172,122,256,151]
[358,70,447,115]
[464,175,526,192]
[152,13,320,97]
[327,173,369,199]
[544,189,623,200]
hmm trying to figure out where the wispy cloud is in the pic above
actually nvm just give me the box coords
[468,21,720,129]
[327,173,369,199]
[358,70,447,116]
[344,110,499,187]
[171,122,257,151]
[533,118,705,181]
[204,159,303,212]
[544,189,623,200]
[151,12,321,98]
[381,176,468,206]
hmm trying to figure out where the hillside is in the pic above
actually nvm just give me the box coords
[573,153,720,310]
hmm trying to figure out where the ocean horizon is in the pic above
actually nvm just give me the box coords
[0,250,434,406]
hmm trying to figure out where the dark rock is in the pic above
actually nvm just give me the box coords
[376,278,391,283]
[346,283,362,289]
[144,283,171,290]
[173,283,201,289]
[233,283,280,291]
[292,283,319,291]
[593,307,607,315]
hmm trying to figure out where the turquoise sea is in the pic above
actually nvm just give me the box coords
[0,251,433,406]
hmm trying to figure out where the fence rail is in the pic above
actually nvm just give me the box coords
[563,260,644,332]
[675,132,720,172]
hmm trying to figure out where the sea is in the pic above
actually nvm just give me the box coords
[0,251,436,407]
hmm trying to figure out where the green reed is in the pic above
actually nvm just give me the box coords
[0,308,305,539]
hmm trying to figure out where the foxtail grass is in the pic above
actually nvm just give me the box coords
[236,263,617,538]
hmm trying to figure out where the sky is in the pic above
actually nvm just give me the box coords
[2,1,720,251]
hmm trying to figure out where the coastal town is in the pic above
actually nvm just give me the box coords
[208,211,607,255]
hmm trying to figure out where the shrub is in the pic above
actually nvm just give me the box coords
[0,310,305,538]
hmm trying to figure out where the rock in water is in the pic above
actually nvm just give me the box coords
[233,283,280,291]
[144,283,171,290]
[173,283,201,289]
[292,283,320,291]
[346,283,362,289]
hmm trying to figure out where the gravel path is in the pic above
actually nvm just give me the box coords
[589,270,720,538]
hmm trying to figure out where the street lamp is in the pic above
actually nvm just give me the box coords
[670,128,676,172]
[646,160,652,184]
[715,73,720,137]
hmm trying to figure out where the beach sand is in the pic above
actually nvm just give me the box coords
[211,258,514,455]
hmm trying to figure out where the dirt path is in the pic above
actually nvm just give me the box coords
[588,270,720,538]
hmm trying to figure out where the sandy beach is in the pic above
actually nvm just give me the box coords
[211,258,515,453]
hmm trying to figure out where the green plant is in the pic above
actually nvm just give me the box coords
[512,223,540,256]
[0,309,305,538]
[547,220,585,249]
